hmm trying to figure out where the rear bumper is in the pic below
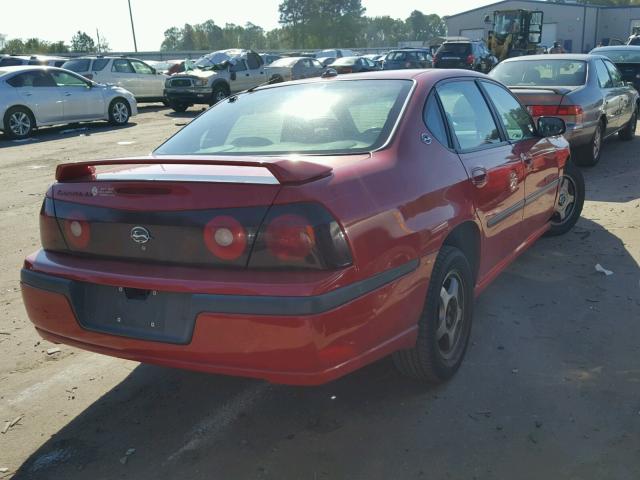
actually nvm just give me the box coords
[20,258,427,385]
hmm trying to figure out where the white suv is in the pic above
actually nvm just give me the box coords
[62,56,168,103]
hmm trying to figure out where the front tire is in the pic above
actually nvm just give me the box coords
[169,102,188,113]
[545,159,585,237]
[393,246,474,383]
[4,106,35,139]
[108,98,130,126]
[618,108,637,141]
[210,84,230,105]
[576,120,604,167]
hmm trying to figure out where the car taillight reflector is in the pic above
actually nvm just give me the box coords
[62,215,90,249]
[529,105,583,117]
[203,215,247,261]
[265,214,316,261]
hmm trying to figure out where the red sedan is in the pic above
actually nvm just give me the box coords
[20,69,584,385]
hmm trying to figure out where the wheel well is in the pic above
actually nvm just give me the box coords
[599,114,607,128]
[442,221,481,282]
[109,97,131,112]
[4,105,37,127]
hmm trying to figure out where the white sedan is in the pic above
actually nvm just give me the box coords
[0,66,138,139]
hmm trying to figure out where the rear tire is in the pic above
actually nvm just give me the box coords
[575,120,604,167]
[618,108,637,141]
[4,106,35,139]
[108,98,131,126]
[392,246,474,383]
[545,159,585,237]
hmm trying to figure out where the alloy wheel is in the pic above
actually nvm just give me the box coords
[9,112,31,137]
[112,102,129,124]
[436,270,465,360]
[551,175,577,226]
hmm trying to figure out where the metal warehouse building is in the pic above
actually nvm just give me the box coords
[445,0,640,53]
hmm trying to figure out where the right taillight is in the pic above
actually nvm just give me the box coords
[249,203,352,270]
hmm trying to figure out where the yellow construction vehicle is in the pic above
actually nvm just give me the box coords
[486,9,543,61]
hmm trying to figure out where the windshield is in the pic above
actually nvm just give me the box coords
[490,59,587,86]
[594,49,640,63]
[154,79,412,156]
[269,58,298,68]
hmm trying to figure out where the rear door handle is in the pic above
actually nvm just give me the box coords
[470,167,488,188]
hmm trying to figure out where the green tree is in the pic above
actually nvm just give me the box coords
[161,27,182,51]
[181,24,196,50]
[2,38,25,54]
[71,31,95,52]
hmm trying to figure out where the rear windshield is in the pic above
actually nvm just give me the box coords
[490,59,587,86]
[437,43,471,55]
[154,79,413,156]
[62,59,91,72]
[594,50,640,63]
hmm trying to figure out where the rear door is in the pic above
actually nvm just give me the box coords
[480,80,559,236]
[8,70,63,123]
[245,52,266,87]
[229,59,252,92]
[593,59,620,135]
[110,59,139,96]
[436,79,525,277]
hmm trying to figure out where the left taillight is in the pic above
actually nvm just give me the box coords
[249,203,352,270]
[39,196,67,251]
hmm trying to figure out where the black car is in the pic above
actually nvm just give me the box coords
[382,49,431,70]
[590,45,640,94]
[432,40,497,73]
[331,56,380,74]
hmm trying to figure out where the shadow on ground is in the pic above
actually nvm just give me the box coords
[13,214,640,480]
[0,122,137,148]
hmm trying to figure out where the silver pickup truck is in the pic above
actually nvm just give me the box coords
[164,49,267,112]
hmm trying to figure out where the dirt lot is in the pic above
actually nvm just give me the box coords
[0,106,639,479]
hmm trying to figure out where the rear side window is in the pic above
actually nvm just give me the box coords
[423,93,448,146]
[437,81,502,150]
[481,81,535,141]
[594,60,612,88]
[62,59,91,72]
[0,57,24,66]
[92,58,109,71]
[7,71,56,87]
[604,60,624,87]
[112,59,134,73]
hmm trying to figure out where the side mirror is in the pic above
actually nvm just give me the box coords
[537,117,566,137]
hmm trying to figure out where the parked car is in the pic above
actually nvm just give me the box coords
[164,49,266,112]
[265,56,324,82]
[382,49,431,70]
[315,49,356,59]
[0,55,68,67]
[259,53,282,66]
[432,40,498,73]
[490,54,639,166]
[21,69,584,386]
[62,56,168,103]
[363,53,385,68]
[590,45,640,95]
[0,66,136,139]
[331,56,380,74]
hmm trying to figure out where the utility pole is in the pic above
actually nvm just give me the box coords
[96,28,102,53]
[127,0,138,52]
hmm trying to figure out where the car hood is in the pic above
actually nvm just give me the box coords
[172,69,220,80]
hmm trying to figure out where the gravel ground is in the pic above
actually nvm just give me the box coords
[0,106,638,479]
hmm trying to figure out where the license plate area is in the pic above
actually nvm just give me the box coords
[72,283,196,344]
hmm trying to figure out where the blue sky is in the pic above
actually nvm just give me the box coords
[3,0,487,51]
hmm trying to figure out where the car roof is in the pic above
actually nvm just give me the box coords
[592,45,640,51]
[0,65,68,76]
[500,53,595,62]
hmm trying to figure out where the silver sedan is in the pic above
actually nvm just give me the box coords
[490,54,639,166]
[0,66,138,139]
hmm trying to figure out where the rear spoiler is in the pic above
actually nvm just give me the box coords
[55,157,333,185]
[509,86,574,95]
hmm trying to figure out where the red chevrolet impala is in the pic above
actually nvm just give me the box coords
[20,69,584,385]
